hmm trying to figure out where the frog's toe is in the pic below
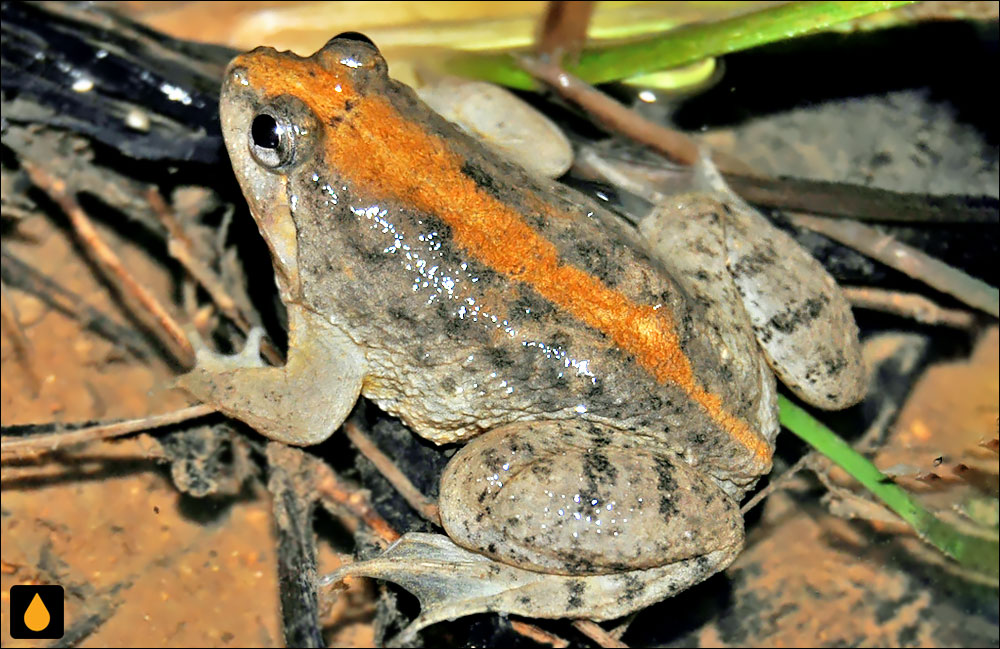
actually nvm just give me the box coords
[185,326,268,373]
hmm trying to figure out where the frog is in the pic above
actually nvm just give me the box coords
[177,35,866,634]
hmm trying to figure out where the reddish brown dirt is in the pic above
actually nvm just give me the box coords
[0,211,373,648]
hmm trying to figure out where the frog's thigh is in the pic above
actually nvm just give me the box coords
[176,304,365,445]
[439,420,744,576]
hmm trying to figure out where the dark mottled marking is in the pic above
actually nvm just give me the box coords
[567,581,585,609]
[567,557,597,574]
[754,324,774,344]
[583,449,617,485]
[343,99,355,112]
[731,249,777,277]
[486,346,515,369]
[481,447,501,471]
[617,574,645,605]
[824,353,846,376]
[655,457,679,517]
[870,151,892,168]
[386,305,417,325]
[768,295,828,335]
[590,427,612,448]
[460,160,503,198]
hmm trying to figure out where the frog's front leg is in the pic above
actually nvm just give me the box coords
[327,421,743,633]
[176,304,366,445]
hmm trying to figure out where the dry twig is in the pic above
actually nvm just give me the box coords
[314,456,402,545]
[343,420,441,526]
[21,161,195,366]
[509,619,570,647]
[145,188,284,366]
[537,1,595,61]
[843,286,977,328]
[0,249,150,357]
[518,57,752,175]
[0,281,41,395]
[0,405,215,458]
[790,213,999,318]
[573,619,629,648]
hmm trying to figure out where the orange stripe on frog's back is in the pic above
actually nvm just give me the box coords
[241,55,771,466]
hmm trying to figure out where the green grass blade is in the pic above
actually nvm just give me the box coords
[443,1,916,90]
[779,394,999,579]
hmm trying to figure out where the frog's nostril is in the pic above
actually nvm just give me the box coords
[251,114,280,149]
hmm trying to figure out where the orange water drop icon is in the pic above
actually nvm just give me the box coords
[24,592,51,632]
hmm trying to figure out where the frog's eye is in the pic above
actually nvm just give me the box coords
[332,31,377,50]
[249,111,295,169]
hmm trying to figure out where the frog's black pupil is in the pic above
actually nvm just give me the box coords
[333,31,375,47]
[251,114,280,149]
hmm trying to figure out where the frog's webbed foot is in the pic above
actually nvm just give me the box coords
[323,533,739,644]
[176,304,366,445]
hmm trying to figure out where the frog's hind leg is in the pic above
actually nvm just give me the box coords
[438,421,744,576]
[694,157,867,410]
[639,156,867,411]
[324,420,744,637]
[176,304,366,445]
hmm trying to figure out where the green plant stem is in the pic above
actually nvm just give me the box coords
[779,395,999,578]
[444,1,916,90]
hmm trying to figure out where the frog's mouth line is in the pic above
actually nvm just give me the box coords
[251,176,300,299]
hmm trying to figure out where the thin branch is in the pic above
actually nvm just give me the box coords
[537,1,595,61]
[790,213,999,318]
[314,459,401,546]
[573,619,629,648]
[0,405,215,458]
[724,174,999,224]
[741,452,815,515]
[22,161,195,366]
[843,286,977,328]
[267,443,324,649]
[0,249,149,358]
[343,420,441,526]
[145,188,283,366]
[575,149,999,225]
[517,56,752,174]
[0,281,41,395]
[509,619,570,647]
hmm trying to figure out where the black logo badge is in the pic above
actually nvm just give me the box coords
[9,584,64,639]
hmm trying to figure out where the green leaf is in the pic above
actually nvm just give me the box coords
[779,395,999,579]
[442,1,916,90]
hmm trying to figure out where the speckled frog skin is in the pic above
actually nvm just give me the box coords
[179,36,866,626]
